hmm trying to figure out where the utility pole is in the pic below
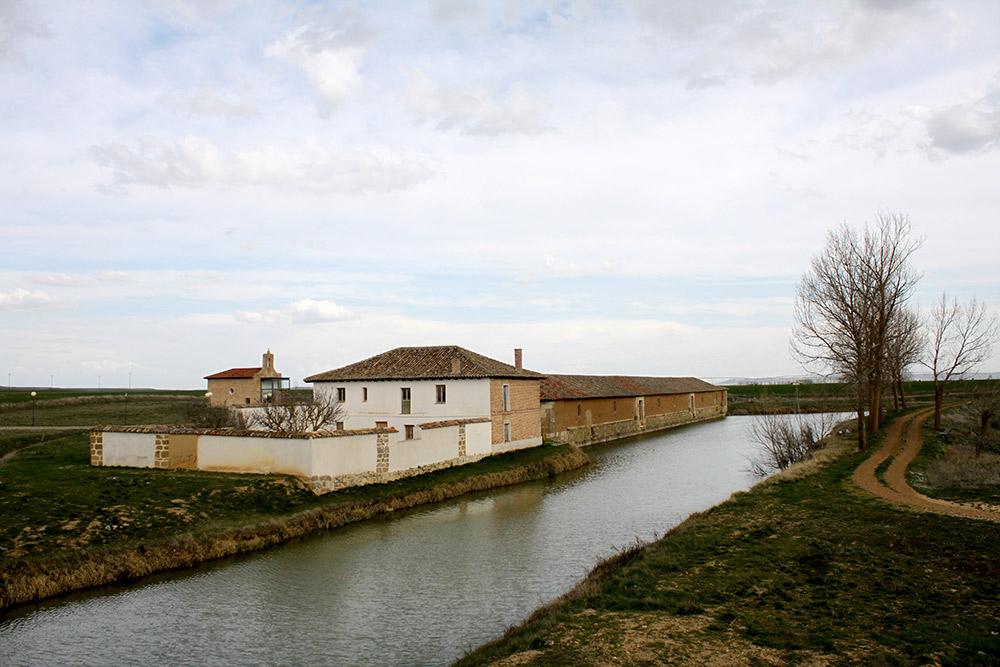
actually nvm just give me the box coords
[50,374,54,389]
[129,371,132,390]
[98,375,101,390]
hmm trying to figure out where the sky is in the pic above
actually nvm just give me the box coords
[2,0,999,389]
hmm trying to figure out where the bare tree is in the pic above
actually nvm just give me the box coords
[793,213,921,448]
[884,307,923,411]
[249,392,345,434]
[964,381,1000,458]
[922,294,998,430]
[747,411,837,477]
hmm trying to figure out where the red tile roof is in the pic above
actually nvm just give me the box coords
[305,345,544,382]
[540,374,723,400]
[204,367,261,380]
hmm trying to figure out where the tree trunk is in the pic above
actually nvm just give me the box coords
[898,377,907,410]
[856,396,868,450]
[869,380,882,433]
[891,383,899,411]
[933,383,944,430]
[978,410,992,458]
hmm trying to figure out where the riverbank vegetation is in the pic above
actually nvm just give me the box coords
[909,409,1000,505]
[457,419,999,666]
[0,431,588,611]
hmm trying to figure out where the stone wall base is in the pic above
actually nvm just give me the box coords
[305,452,493,495]
[548,406,727,447]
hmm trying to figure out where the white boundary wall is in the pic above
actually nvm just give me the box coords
[102,431,157,468]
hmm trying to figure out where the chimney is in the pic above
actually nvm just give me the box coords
[451,357,461,375]
[514,348,523,370]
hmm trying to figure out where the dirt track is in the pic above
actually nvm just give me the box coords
[852,408,1000,522]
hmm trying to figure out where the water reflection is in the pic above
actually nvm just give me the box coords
[2,416,771,667]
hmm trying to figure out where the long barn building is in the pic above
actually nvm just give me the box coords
[540,374,727,446]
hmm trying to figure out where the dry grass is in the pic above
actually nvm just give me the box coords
[923,447,1000,488]
[0,446,588,611]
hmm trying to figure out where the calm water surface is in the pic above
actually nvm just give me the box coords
[2,416,768,666]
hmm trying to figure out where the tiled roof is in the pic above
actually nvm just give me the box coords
[204,367,261,380]
[540,374,723,400]
[305,346,544,382]
[418,417,492,430]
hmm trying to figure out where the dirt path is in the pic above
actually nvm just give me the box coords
[852,408,1000,522]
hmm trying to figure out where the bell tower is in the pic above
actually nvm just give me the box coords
[262,349,275,374]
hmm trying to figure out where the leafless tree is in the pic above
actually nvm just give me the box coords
[922,294,999,430]
[963,381,1000,458]
[747,411,837,477]
[249,392,345,434]
[793,213,921,448]
[884,307,923,411]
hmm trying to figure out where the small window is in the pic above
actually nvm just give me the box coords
[336,387,346,402]
[362,387,368,402]
[245,397,251,405]
[228,387,235,395]
[436,384,446,403]
[502,384,510,411]
[405,425,415,440]
[503,421,511,443]
[376,421,388,429]
[335,421,344,431]
[613,400,617,412]
[577,403,582,416]
[401,387,411,414]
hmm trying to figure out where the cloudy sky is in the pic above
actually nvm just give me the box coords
[2,0,999,388]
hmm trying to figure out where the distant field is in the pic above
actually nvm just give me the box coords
[0,396,203,427]
[0,388,203,405]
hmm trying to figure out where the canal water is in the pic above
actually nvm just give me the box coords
[2,416,771,666]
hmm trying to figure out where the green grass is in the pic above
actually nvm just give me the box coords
[458,427,1000,666]
[0,396,202,427]
[0,431,580,567]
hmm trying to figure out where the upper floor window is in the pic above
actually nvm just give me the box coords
[436,384,446,403]
[362,387,368,402]
[401,387,411,414]
[503,421,511,443]
[502,384,510,411]
[336,387,346,402]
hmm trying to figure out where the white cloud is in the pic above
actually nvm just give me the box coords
[924,80,1000,155]
[90,136,432,193]
[265,10,373,116]
[236,299,352,325]
[406,71,549,136]
[0,0,47,61]
[184,91,257,118]
[0,288,53,309]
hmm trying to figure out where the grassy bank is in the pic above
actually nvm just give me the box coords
[458,420,999,666]
[909,410,1000,505]
[0,388,203,405]
[0,433,588,612]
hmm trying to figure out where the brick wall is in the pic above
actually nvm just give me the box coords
[489,379,542,444]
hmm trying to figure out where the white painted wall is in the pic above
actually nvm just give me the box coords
[102,432,157,468]
[197,435,312,475]
[310,435,377,477]
[314,379,491,440]
[465,421,493,457]
[491,435,543,455]
[388,426,459,472]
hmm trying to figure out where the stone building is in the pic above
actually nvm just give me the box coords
[204,350,289,407]
[540,374,727,446]
[305,345,543,452]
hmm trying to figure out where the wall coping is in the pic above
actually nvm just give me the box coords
[94,425,398,439]
[418,417,492,430]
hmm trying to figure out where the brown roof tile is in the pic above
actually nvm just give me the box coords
[305,346,544,382]
[204,367,261,380]
[540,374,723,400]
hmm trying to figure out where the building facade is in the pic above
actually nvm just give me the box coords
[204,350,290,408]
[305,345,544,453]
[540,374,727,446]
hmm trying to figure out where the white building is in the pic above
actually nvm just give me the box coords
[305,345,544,452]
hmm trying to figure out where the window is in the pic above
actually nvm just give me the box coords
[229,387,235,395]
[245,397,251,405]
[336,387,346,402]
[502,384,510,411]
[613,400,617,412]
[577,403,582,416]
[401,387,411,414]
[405,425,415,440]
[376,421,388,429]
[335,421,344,431]
[362,387,368,402]
[436,384,446,404]
[503,421,511,443]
